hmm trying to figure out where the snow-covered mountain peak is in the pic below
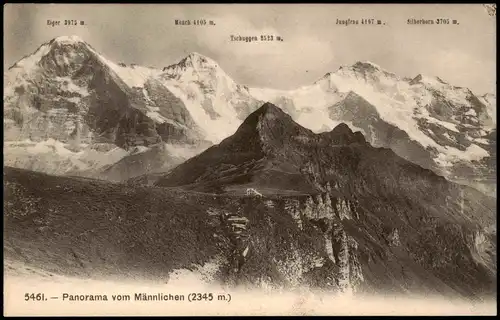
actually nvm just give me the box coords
[162,52,223,75]
[161,52,237,93]
[185,52,219,68]
[311,61,400,96]
[51,35,86,45]
[350,61,398,78]
[313,61,400,88]
[9,35,93,72]
[314,61,388,82]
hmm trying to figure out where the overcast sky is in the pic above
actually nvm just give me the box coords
[4,4,496,94]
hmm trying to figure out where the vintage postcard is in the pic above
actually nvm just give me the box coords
[3,3,497,316]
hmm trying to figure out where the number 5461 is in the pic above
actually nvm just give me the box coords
[25,293,45,301]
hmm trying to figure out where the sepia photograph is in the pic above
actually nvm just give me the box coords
[3,3,497,316]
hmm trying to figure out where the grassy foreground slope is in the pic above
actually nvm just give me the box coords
[4,167,225,281]
[3,167,322,287]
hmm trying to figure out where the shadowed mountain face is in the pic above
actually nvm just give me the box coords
[153,103,488,207]
[5,38,204,147]
[145,103,496,298]
[326,91,496,197]
[328,92,435,171]
[153,103,367,192]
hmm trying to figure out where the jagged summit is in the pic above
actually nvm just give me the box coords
[231,102,302,141]
[223,101,369,155]
[250,102,288,118]
[159,51,236,88]
[186,51,214,61]
[183,52,219,67]
[352,60,383,71]
[239,102,299,131]
[163,51,220,72]
[320,122,367,145]
[315,60,396,84]
[51,35,86,45]
[233,102,368,148]
[330,122,353,135]
[153,99,374,191]
[351,60,398,78]
[9,35,94,71]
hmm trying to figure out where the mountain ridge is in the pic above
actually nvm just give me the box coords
[135,102,496,298]
[151,102,440,196]
[4,35,496,196]
[8,35,493,96]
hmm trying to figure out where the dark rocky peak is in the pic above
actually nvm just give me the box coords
[252,101,289,118]
[330,123,353,135]
[239,102,305,135]
[234,102,366,148]
[352,61,381,72]
[351,61,398,79]
[409,74,449,86]
[435,76,447,84]
[409,74,424,85]
[320,123,367,145]
[218,102,311,153]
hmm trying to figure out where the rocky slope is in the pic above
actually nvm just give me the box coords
[145,103,496,297]
[4,36,496,195]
